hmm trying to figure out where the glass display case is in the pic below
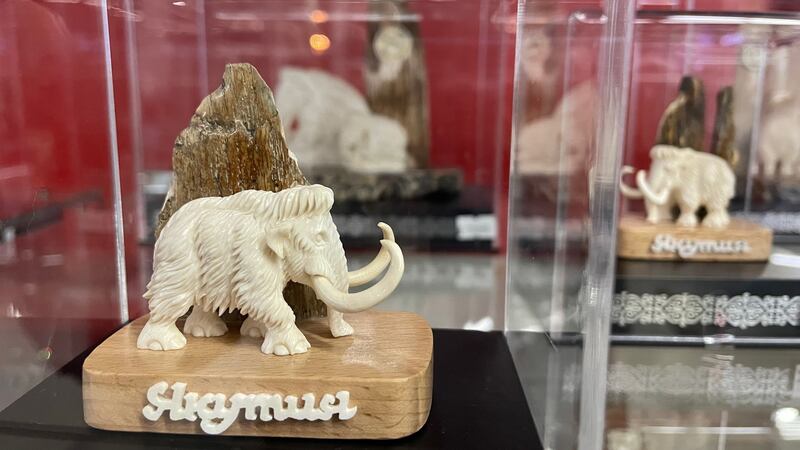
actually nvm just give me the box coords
[1,0,529,447]
[115,0,518,323]
[607,8,800,449]
[2,0,800,449]
[611,11,800,342]
[507,2,629,448]
[0,0,128,412]
[507,1,800,450]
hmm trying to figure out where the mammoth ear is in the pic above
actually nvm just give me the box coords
[265,224,290,259]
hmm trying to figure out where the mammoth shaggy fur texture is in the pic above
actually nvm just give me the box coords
[145,186,344,326]
[137,185,356,355]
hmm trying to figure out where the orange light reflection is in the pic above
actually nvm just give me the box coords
[309,33,331,54]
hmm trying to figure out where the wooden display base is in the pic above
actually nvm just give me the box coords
[617,216,773,262]
[83,311,433,439]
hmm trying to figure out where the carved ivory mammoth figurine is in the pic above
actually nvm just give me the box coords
[137,185,404,356]
[619,145,735,228]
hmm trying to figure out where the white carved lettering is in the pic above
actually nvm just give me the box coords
[141,382,357,435]
[650,234,751,258]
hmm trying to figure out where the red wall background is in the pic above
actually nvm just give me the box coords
[112,0,517,190]
[1,1,114,214]
[2,0,799,319]
[4,0,795,223]
[6,0,798,212]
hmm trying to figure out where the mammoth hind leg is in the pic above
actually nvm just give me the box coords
[137,293,192,351]
[138,322,186,351]
[183,307,228,337]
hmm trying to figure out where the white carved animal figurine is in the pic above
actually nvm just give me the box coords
[759,106,800,179]
[137,185,404,356]
[339,114,408,173]
[275,67,409,173]
[517,81,596,175]
[620,145,735,228]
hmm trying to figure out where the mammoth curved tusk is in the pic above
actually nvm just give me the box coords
[619,166,643,199]
[635,170,669,205]
[347,222,394,287]
[312,239,404,313]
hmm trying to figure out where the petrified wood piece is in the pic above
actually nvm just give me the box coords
[365,0,430,168]
[155,63,325,319]
[711,86,739,168]
[655,75,705,151]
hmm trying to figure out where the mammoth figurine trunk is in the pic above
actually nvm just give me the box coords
[137,185,404,356]
[620,145,735,228]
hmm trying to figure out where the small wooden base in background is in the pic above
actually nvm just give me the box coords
[617,216,773,262]
[83,311,432,439]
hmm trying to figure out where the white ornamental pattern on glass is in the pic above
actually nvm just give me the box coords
[606,361,800,407]
[142,382,357,435]
[612,292,800,329]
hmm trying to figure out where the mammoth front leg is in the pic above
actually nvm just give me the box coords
[263,322,311,356]
[676,199,700,227]
[246,294,311,356]
[327,307,354,337]
[645,201,672,224]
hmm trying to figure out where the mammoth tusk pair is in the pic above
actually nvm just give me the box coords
[620,166,669,206]
[635,170,669,205]
[619,166,643,199]
[312,239,404,314]
[347,222,394,287]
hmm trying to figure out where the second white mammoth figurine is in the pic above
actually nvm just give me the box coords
[620,145,735,228]
[137,185,404,356]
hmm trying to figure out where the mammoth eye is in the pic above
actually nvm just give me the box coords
[314,231,327,245]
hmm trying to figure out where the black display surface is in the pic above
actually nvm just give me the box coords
[616,257,800,293]
[0,327,541,450]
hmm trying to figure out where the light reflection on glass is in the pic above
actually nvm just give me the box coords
[309,9,328,24]
[309,33,331,54]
